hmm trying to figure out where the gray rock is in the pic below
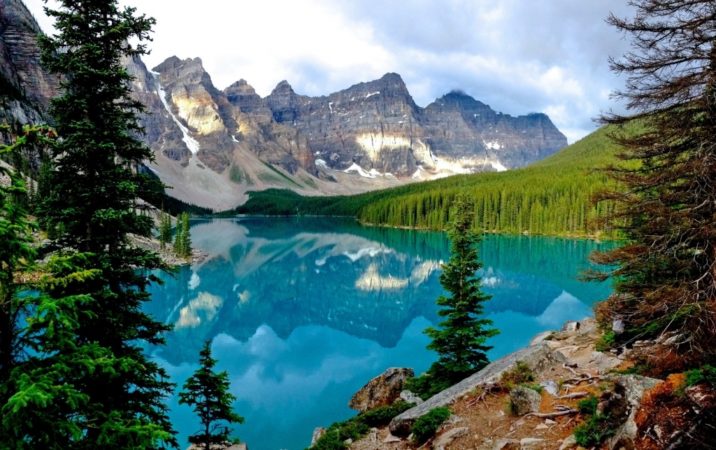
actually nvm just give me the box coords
[540,380,559,396]
[509,386,542,416]
[612,318,625,334]
[311,427,326,446]
[605,375,661,450]
[400,389,424,405]
[389,343,565,436]
[432,427,468,450]
[349,367,414,412]
[562,321,580,332]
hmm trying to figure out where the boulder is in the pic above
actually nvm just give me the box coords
[510,386,542,416]
[389,343,565,436]
[349,367,414,412]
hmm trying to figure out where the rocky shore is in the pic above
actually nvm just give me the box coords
[313,318,714,450]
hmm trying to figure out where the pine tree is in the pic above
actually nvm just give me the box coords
[180,212,192,258]
[412,196,498,396]
[0,126,39,383]
[594,0,716,365]
[33,0,176,447]
[179,341,244,450]
[158,210,172,249]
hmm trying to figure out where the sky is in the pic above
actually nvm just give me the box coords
[24,0,634,143]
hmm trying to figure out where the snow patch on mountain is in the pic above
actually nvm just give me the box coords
[151,71,200,155]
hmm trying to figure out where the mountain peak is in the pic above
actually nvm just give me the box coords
[272,80,295,95]
[225,79,257,95]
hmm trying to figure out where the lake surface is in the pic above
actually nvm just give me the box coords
[144,217,614,450]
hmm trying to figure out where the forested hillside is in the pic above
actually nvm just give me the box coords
[235,124,628,237]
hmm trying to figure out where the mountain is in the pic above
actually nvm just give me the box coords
[235,124,625,238]
[0,0,59,130]
[0,2,568,211]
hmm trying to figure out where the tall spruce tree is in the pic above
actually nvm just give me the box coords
[414,196,498,396]
[594,0,716,365]
[179,341,244,450]
[179,212,192,258]
[34,0,176,447]
[0,126,38,384]
[158,210,172,250]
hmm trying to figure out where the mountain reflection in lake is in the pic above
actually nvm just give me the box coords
[144,217,613,450]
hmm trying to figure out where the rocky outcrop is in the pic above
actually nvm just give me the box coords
[349,367,414,412]
[388,343,566,436]
[0,0,59,128]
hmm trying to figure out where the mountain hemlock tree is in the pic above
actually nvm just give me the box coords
[593,0,716,366]
[33,0,177,447]
[179,341,244,450]
[416,196,498,395]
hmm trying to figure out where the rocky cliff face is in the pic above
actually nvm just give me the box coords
[0,0,59,129]
[260,74,567,178]
[422,91,567,169]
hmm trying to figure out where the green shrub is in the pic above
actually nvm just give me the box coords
[404,374,452,401]
[410,407,451,444]
[685,365,716,388]
[309,401,414,449]
[574,414,614,447]
[577,395,598,414]
[499,361,535,390]
[358,401,413,427]
[310,419,369,450]
[595,330,616,352]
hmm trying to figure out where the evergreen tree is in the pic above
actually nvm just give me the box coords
[33,0,176,447]
[412,196,498,396]
[0,126,39,383]
[179,341,244,450]
[594,0,716,365]
[179,212,192,258]
[173,220,183,256]
[158,210,172,250]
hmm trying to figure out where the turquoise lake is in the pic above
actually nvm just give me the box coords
[144,217,614,450]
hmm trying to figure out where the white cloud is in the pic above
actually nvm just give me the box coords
[23,0,633,142]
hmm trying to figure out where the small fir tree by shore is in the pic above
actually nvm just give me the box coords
[408,195,498,398]
[180,341,244,450]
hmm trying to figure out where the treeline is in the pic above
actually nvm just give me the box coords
[233,125,627,237]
